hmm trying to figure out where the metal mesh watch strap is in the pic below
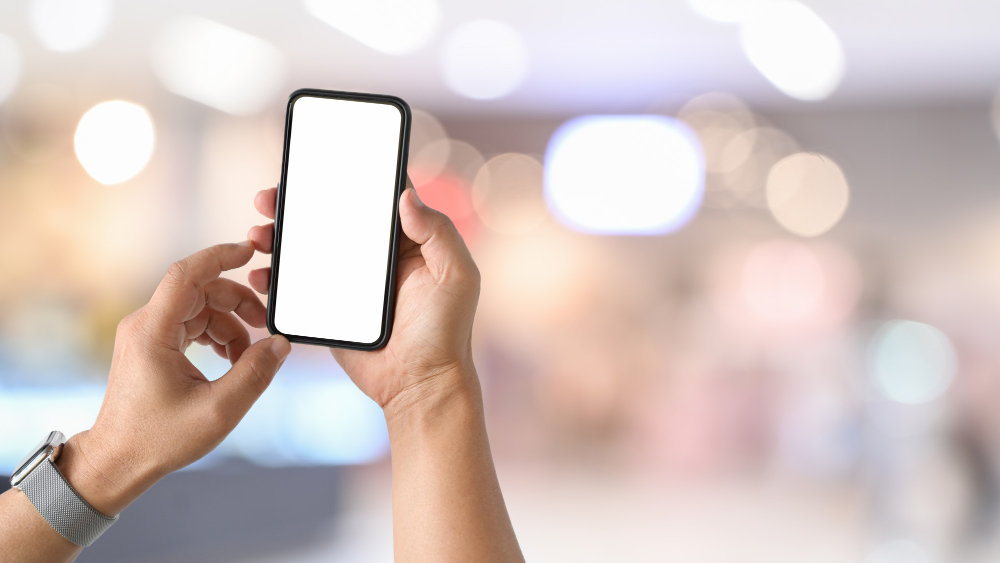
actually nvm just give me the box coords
[15,458,118,547]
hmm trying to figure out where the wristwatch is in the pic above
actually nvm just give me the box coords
[10,431,118,547]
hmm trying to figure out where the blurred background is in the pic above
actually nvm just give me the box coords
[1,0,1000,561]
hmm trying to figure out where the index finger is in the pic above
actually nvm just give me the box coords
[149,242,256,327]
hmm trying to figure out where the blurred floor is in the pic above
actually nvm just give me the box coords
[238,462,865,563]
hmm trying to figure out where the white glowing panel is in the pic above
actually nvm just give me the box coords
[150,16,286,115]
[442,20,529,100]
[739,1,845,101]
[303,0,441,55]
[0,34,20,105]
[274,96,402,344]
[544,115,704,235]
[685,0,773,24]
[74,101,154,185]
[29,0,112,52]
[869,320,957,404]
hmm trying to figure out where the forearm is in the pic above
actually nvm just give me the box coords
[386,368,524,563]
[0,488,82,563]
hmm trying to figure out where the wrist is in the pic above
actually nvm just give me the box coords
[55,430,160,516]
[383,362,484,437]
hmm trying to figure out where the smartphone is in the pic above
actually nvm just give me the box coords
[266,89,411,350]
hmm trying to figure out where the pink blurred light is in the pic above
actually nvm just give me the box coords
[742,240,825,324]
[414,171,478,244]
[711,239,862,336]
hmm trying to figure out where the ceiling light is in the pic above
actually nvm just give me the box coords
[545,115,704,235]
[739,1,845,101]
[303,0,441,55]
[442,20,529,100]
[0,35,20,105]
[150,16,286,115]
[28,0,112,52]
[74,101,155,185]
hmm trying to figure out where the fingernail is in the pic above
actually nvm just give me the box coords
[270,335,291,360]
[238,239,254,247]
[408,188,425,207]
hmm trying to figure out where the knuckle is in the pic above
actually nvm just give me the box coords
[116,311,142,339]
[165,260,188,285]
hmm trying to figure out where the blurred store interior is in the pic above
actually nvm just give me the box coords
[2,0,1000,561]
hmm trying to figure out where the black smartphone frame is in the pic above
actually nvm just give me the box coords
[266,88,411,350]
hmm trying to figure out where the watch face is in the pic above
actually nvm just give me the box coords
[11,431,66,486]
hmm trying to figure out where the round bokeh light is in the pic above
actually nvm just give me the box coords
[441,20,529,100]
[74,101,155,185]
[28,0,112,52]
[767,152,849,237]
[869,320,957,405]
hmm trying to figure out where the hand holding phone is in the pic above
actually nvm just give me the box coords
[249,180,481,408]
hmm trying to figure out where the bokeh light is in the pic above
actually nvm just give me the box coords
[74,100,155,185]
[303,0,441,55]
[472,153,548,235]
[866,540,933,563]
[679,93,800,209]
[0,34,21,106]
[28,0,112,53]
[545,115,704,235]
[150,16,286,115]
[415,172,478,243]
[739,1,845,101]
[441,20,529,100]
[439,138,486,185]
[741,239,825,325]
[407,108,450,186]
[767,152,849,237]
[869,320,957,405]
[685,0,772,24]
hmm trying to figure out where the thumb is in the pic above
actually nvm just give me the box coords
[212,335,291,421]
[400,186,476,283]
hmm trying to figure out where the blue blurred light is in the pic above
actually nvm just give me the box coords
[868,320,957,405]
[544,115,704,235]
[0,356,389,473]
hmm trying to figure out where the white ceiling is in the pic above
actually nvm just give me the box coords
[1,0,999,117]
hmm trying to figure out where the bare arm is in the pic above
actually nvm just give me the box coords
[249,185,524,562]
[0,242,291,563]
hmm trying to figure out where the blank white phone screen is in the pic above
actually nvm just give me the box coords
[274,96,403,344]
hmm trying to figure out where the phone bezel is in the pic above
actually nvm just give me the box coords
[266,88,411,350]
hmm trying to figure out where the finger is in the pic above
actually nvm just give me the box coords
[248,223,274,254]
[255,187,277,220]
[399,187,477,284]
[248,268,271,294]
[149,242,256,327]
[184,309,252,364]
[210,341,228,360]
[203,278,266,328]
[211,335,291,425]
